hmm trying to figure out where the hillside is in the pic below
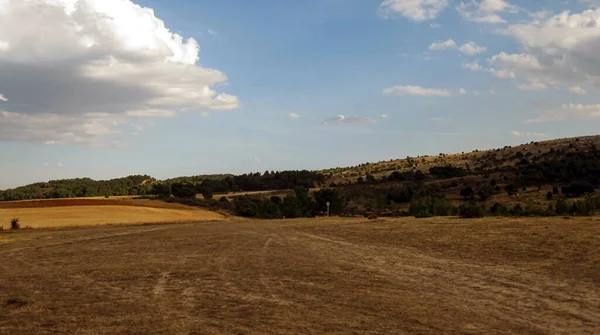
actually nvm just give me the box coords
[2,135,600,218]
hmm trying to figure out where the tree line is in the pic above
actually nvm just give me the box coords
[0,175,154,201]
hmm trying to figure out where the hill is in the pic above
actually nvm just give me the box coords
[2,135,600,218]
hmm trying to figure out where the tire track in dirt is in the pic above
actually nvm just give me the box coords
[0,224,191,257]
[290,229,600,334]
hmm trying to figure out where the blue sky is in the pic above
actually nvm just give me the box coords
[1,0,599,188]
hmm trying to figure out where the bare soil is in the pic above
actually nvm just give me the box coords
[1,217,599,334]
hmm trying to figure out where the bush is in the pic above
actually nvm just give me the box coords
[546,191,553,200]
[458,203,485,218]
[505,184,518,196]
[202,188,214,200]
[561,182,595,198]
[10,218,20,230]
[460,186,474,200]
[414,209,433,218]
[409,197,455,217]
[477,185,494,202]
[219,196,229,203]
[490,203,507,216]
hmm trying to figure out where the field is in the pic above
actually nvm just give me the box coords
[1,217,599,334]
[0,199,225,229]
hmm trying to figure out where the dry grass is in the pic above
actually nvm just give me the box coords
[0,206,224,229]
[1,216,599,334]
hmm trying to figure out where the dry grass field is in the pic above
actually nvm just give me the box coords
[1,217,599,334]
[0,206,224,229]
[0,198,226,229]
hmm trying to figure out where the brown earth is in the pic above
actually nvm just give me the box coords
[1,217,599,334]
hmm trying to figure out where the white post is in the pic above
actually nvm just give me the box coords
[326,201,330,217]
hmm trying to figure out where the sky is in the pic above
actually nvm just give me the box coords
[1,0,600,188]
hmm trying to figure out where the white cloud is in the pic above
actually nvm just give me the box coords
[431,117,447,122]
[380,0,448,21]
[459,88,467,94]
[491,9,600,92]
[429,39,456,50]
[511,130,546,137]
[381,114,389,118]
[517,82,547,91]
[56,162,64,168]
[462,60,484,71]
[529,10,551,20]
[528,103,600,123]
[111,140,129,148]
[457,0,520,24]
[323,115,375,125]
[254,156,261,164]
[288,113,300,120]
[383,85,451,96]
[430,23,442,28]
[0,0,239,146]
[568,86,587,95]
[458,41,487,55]
[125,110,177,118]
[0,93,7,102]
[463,60,516,78]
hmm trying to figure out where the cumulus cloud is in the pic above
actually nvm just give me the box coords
[0,93,7,102]
[379,0,448,21]
[323,115,375,125]
[381,114,389,118]
[254,156,261,164]
[568,86,587,95]
[517,82,547,91]
[457,0,520,23]
[429,39,456,50]
[458,41,487,55]
[383,85,451,96]
[459,88,467,94]
[429,40,486,55]
[511,130,546,137]
[0,0,239,146]
[288,113,300,120]
[528,103,600,123]
[488,9,600,92]
[462,58,516,79]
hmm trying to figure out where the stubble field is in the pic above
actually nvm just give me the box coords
[0,199,226,229]
[1,217,599,334]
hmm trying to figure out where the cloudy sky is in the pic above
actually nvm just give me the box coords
[1,0,599,188]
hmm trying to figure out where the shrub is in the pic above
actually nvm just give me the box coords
[460,186,474,200]
[490,203,507,216]
[505,184,518,197]
[477,185,494,202]
[202,188,214,200]
[546,191,553,200]
[510,204,524,216]
[458,202,485,218]
[561,182,595,198]
[219,196,229,203]
[10,218,20,230]
[414,209,433,218]
[409,197,455,217]
[555,197,571,215]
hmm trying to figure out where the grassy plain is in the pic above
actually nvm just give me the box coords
[1,216,599,334]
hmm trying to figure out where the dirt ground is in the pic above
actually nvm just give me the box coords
[1,217,599,334]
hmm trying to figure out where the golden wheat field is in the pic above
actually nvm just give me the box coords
[0,203,225,229]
